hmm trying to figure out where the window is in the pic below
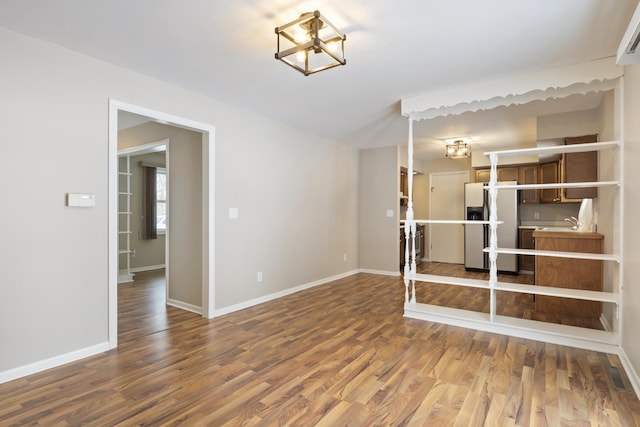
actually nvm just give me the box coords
[140,161,166,240]
[156,168,167,233]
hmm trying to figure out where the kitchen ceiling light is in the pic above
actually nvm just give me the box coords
[445,140,471,159]
[275,10,346,76]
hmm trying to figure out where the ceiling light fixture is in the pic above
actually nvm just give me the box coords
[275,10,346,76]
[445,140,471,159]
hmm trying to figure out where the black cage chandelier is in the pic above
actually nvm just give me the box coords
[275,10,346,76]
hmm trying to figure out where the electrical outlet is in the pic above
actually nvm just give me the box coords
[343,253,347,262]
[534,212,540,219]
[257,272,263,282]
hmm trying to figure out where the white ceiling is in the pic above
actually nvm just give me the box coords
[0,1,637,159]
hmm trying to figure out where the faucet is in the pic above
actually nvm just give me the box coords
[564,216,579,230]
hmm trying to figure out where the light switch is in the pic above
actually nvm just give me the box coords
[67,193,95,207]
[229,207,239,219]
[386,209,394,218]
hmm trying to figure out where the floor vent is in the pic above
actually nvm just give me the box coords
[607,366,626,390]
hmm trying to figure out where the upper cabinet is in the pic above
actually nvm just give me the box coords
[562,134,598,201]
[538,161,561,203]
[474,134,599,204]
[518,165,539,204]
[474,166,519,183]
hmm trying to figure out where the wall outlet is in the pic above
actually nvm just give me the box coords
[343,253,347,262]
[229,207,239,219]
[386,209,394,218]
[534,212,540,219]
[131,249,136,258]
[257,272,263,282]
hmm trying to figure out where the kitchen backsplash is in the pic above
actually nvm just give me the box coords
[519,203,580,225]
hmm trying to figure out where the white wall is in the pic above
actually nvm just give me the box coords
[622,64,640,388]
[358,146,399,273]
[0,26,358,376]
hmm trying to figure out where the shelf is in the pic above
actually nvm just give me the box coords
[494,282,618,303]
[404,303,619,353]
[118,231,132,235]
[118,250,131,254]
[485,181,619,190]
[118,192,132,196]
[402,219,503,226]
[486,247,621,262]
[410,273,490,289]
[407,273,618,304]
[118,211,132,215]
[118,172,132,176]
[484,140,620,158]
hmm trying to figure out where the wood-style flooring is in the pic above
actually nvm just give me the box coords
[1,268,639,425]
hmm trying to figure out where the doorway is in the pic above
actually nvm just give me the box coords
[108,100,216,349]
[118,140,168,288]
[429,171,469,264]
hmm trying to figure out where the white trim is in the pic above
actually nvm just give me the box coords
[358,269,401,277]
[600,314,613,332]
[0,342,110,385]
[118,272,134,283]
[214,270,359,317]
[202,129,216,319]
[618,348,640,399]
[130,264,166,273]
[167,299,202,315]
[109,99,216,351]
[401,57,623,120]
[405,303,620,354]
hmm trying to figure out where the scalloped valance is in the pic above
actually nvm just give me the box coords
[401,57,623,121]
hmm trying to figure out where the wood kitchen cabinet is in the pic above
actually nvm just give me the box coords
[538,161,561,203]
[562,134,598,201]
[400,170,408,206]
[518,165,539,204]
[475,166,519,183]
[533,230,603,318]
[518,228,535,271]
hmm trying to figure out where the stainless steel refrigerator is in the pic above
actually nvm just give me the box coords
[464,181,518,273]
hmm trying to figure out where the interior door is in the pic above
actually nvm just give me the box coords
[429,171,469,264]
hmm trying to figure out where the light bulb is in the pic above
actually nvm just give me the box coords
[296,50,307,62]
[326,41,340,53]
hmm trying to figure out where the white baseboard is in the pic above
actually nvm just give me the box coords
[618,348,640,399]
[358,268,401,277]
[130,264,166,273]
[167,299,202,315]
[0,341,110,385]
[215,269,359,317]
[600,314,613,332]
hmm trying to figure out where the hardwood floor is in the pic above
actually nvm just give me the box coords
[1,269,639,425]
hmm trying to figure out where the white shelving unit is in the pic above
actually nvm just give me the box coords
[118,155,134,284]
[403,140,623,354]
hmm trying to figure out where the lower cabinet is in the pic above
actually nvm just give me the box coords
[518,228,535,271]
[533,231,603,318]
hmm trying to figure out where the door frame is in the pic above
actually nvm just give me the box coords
[108,99,216,350]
